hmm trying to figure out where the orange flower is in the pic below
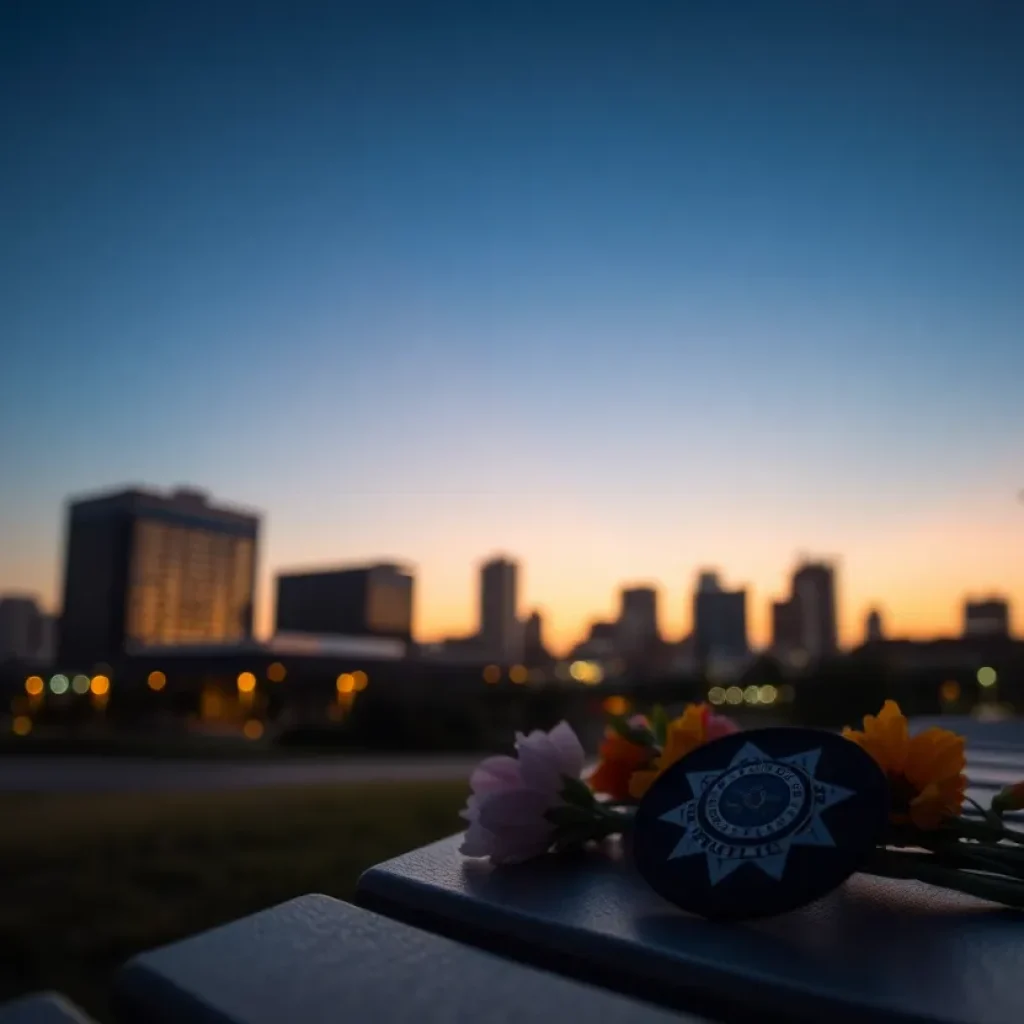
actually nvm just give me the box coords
[588,731,653,801]
[843,700,967,830]
[993,781,1024,816]
[628,704,738,799]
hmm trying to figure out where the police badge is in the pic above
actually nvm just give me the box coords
[632,727,889,919]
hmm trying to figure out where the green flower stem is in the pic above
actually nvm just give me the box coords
[863,849,1024,908]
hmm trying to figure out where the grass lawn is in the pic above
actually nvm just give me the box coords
[0,781,468,1020]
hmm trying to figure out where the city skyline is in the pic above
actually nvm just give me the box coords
[3,481,1019,658]
[3,4,1023,652]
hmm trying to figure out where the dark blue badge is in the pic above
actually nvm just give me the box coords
[632,727,888,920]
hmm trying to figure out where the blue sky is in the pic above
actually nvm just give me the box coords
[2,2,1023,648]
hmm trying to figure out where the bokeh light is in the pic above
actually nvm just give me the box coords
[49,674,69,695]
[508,664,528,685]
[743,685,760,705]
[71,674,91,695]
[147,670,167,691]
[236,671,257,693]
[267,662,287,683]
[725,686,743,705]
[90,675,110,696]
[602,695,630,717]
[336,673,355,695]
[977,666,997,688]
[707,686,726,705]
[243,719,264,740]
[758,684,778,705]
[482,664,501,684]
[11,716,32,736]
[352,670,368,691]
[940,679,961,703]
[24,676,44,696]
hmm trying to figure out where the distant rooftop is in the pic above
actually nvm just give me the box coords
[68,485,261,524]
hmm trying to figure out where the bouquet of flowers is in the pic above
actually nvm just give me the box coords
[460,700,1024,910]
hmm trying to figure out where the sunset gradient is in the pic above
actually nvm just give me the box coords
[2,3,1022,654]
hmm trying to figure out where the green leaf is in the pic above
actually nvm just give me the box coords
[545,804,599,828]
[608,714,654,748]
[651,705,669,748]
[560,774,597,809]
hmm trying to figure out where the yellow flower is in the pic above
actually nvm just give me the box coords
[628,703,738,798]
[842,700,967,830]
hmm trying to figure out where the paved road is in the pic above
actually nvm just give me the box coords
[0,755,482,793]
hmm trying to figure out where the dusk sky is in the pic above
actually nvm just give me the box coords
[2,2,1022,653]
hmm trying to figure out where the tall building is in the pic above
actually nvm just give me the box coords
[479,556,520,663]
[693,571,748,662]
[964,598,1010,639]
[275,563,414,642]
[792,561,839,658]
[58,487,259,665]
[521,609,549,666]
[865,607,885,643]
[771,598,802,653]
[617,586,660,659]
[0,595,50,661]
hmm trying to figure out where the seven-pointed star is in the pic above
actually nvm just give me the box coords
[658,741,854,886]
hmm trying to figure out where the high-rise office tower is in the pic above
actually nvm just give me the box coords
[693,571,748,661]
[58,486,259,665]
[617,586,660,659]
[792,561,838,658]
[479,556,520,663]
[275,563,414,641]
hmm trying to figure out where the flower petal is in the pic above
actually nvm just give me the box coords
[459,821,496,857]
[514,731,564,794]
[469,755,523,795]
[478,787,555,832]
[546,720,586,778]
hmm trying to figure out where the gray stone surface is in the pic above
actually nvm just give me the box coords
[0,994,95,1023]
[115,894,697,1024]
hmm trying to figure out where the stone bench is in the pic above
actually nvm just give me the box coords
[0,994,96,1023]
[113,894,691,1024]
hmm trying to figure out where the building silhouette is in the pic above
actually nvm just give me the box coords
[963,597,1010,639]
[0,595,54,662]
[792,561,839,658]
[58,486,259,666]
[616,586,660,660]
[865,607,885,643]
[479,556,520,663]
[521,609,550,666]
[275,563,414,642]
[693,571,748,663]
[771,597,803,655]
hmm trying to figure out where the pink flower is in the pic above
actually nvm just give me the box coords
[704,709,741,743]
[459,720,586,865]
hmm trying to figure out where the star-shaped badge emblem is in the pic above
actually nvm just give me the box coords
[658,740,854,886]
